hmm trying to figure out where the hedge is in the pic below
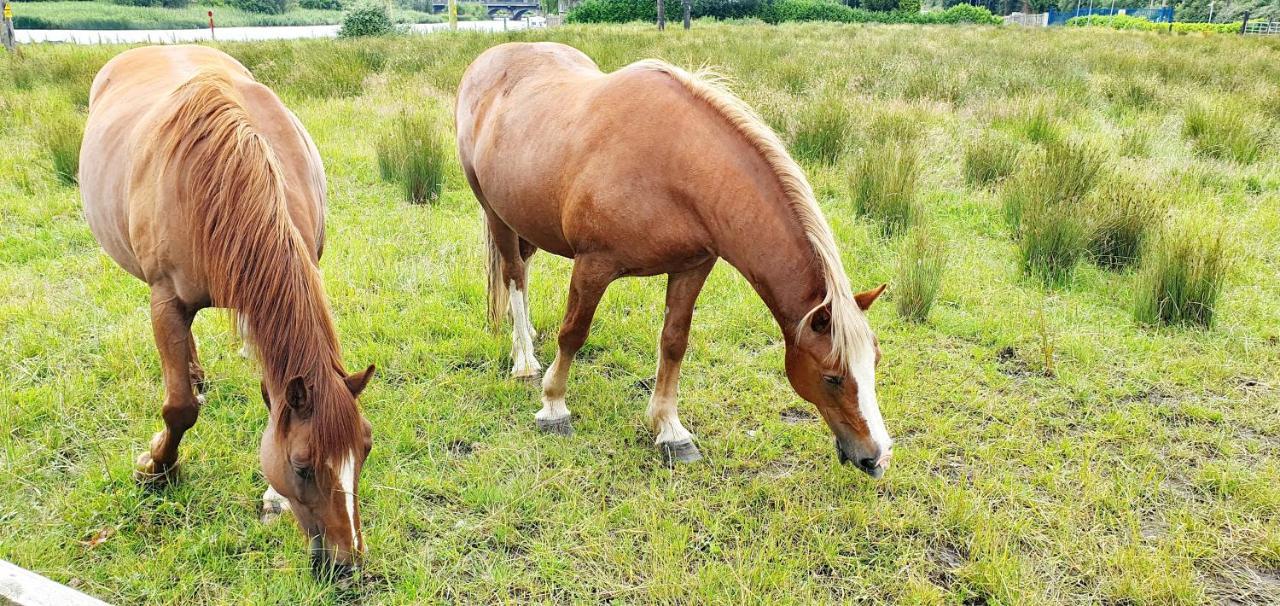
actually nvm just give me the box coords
[1066,14,1241,33]
[565,0,999,24]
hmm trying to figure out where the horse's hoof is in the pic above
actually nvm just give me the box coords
[261,496,291,524]
[134,452,178,485]
[536,415,573,436]
[512,368,541,382]
[659,439,702,465]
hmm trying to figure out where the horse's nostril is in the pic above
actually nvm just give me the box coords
[858,457,878,471]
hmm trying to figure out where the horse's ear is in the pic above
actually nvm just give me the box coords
[285,376,311,420]
[344,364,376,398]
[855,284,888,311]
[809,307,831,334]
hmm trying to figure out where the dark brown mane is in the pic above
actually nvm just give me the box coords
[154,70,360,463]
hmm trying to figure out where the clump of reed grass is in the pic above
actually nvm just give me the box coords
[1183,103,1262,164]
[1001,104,1060,145]
[377,110,449,204]
[895,225,947,322]
[792,95,851,165]
[1134,218,1229,328]
[1086,176,1164,270]
[1003,140,1104,286]
[1118,125,1152,158]
[963,133,1020,187]
[41,110,83,186]
[849,138,921,237]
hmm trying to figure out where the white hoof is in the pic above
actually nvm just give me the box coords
[261,486,291,523]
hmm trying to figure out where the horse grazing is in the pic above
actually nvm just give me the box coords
[456,43,892,476]
[80,46,375,576]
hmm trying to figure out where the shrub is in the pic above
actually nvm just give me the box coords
[1086,176,1163,270]
[895,225,947,322]
[300,0,344,8]
[849,139,921,237]
[339,3,395,36]
[110,0,190,8]
[41,110,83,186]
[1068,14,1240,34]
[791,96,851,165]
[377,111,449,204]
[963,133,1020,187]
[1134,218,1229,328]
[1183,103,1262,164]
[566,0,996,23]
[565,0,656,22]
[230,0,294,14]
[761,0,859,23]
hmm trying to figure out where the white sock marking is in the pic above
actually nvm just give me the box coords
[508,281,541,377]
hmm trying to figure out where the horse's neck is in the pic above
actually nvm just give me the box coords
[244,251,342,390]
[712,192,826,341]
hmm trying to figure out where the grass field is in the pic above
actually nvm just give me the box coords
[2,23,1280,605]
[12,1,442,30]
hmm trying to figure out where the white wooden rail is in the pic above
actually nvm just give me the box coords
[0,560,112,606]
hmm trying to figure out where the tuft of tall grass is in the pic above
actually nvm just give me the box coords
[963,133,1020,187]
[376,111,449,204]
[1118,125,1152,158]
[895,225,947,322]
[1003,140,1104,286]
[792,95,851,165]
[849,138,921,237]
[1183,103,1262,164]
[1134,218,1229,328]
[1002,139,1104,231]
[1086,176,1164,270]
[999,104,1060,145]
[41,110,83,186]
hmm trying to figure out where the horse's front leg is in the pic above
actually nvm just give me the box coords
[647,261,714,464]
[537,256,615,435]
[135,288,203,485]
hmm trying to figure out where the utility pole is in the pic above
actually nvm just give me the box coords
[2,0,16,53]
[657,0,665,30]
[1207,0,1214,22]
[682,0,690,29]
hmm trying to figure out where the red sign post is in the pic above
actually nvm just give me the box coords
[208,10,215,40]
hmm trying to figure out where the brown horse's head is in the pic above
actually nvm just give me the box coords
[260,365,375,578]
[785,284,891,478]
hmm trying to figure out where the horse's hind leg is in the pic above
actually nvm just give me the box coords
[487,217,541,379]
[537,255,615,435]
[135,288,203,485]
[647,261,714,464]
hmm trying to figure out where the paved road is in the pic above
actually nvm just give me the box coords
[16,18,537,44]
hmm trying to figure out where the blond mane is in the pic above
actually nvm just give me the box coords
[153,70,360,463]
[629,59,875,371]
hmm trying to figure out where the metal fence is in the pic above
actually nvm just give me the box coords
[1005,11,1048,26]
[1046,6,1173,26]
[1243,20,1280,35]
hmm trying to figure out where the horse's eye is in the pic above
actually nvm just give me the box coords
[294,466,314,481]
[822,375,843,387]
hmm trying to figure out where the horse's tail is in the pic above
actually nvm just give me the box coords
[483,220,509,332]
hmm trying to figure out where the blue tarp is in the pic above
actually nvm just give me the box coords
[1047,6,1174,25]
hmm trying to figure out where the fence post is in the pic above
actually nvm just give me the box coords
[207,10,215,40]
[657,0,664,30]
[2,0,16,53]
[1239,10,1249,34]
[681,0,689,29]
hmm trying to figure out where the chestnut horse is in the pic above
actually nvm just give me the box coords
[80,46,374,575]
[457,43,892,476]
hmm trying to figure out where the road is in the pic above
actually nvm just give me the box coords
[16,18,537,44]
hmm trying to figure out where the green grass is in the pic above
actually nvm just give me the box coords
[12,1,441,30]
[1087,175,1165,270]
[963,133,1020,188]
[1183,101,1265,165]
[376,109,451,204]
[848,138,921,236]
[1,24,1279,605]
[1135,216,1231,328]
[894,225,946,323]
[790,94,851,165]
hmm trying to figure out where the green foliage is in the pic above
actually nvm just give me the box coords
[849,138,921,236]
[377,111,450,204]
[565,0,654,22]
[963,133,1020,187]
[895,225,947,322]
[791,95,851,165]
[898,0,921,12]
[229,0,295,14]
[1067,14,1242,34]
[1183,102,1263,164]
[40,110,83,186]
[110,0,190,9]
[339,2,395,36]
[13,1,440,29]
[568,0,996,23]
[299,0,343,9]
[1086,176,1164,270]
[1135,218,1229,328]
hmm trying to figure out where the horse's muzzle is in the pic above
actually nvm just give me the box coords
[836,441,889,479]
[309,535,358,581]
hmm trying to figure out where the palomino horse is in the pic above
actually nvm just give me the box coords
[457,43,893,476]
[80,46,375,575]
